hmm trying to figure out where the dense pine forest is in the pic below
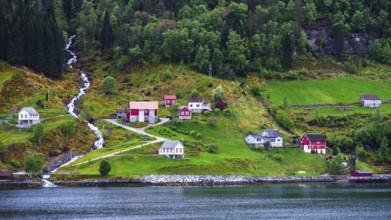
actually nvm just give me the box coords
[1,0,391,78]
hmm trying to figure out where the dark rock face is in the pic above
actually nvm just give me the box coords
[306,20,370,55]
[43,151,81,173]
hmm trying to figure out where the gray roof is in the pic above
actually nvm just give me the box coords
[246,134,267,140]
[262,129,282,138]
[305,134,326,142]
[188,97,204,103]
[21,107,39,115]
[160,141,182,149]
[360,95,380,101]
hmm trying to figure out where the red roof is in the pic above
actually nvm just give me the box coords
[0,171,12,177]
[10,106,20,111]
[164,95,177,100]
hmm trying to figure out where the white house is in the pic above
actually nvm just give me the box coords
[245,129,283,147]
[188,97,211,113]
[159,141,184,159]
[18,107,40,126]
[360,95,381,108]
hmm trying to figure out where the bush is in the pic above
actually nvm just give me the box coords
[215,100,228,110]
[205,144,219,153]
[223,108,233,115]
[99,160,111,176]
[214,108,220,113]
[207,117,217,126]
[195,133,202,138]
[249,85,261,96]
[163,68,172,79]
[189,130,196,136]
[10,159,21,168]
[344,62,358,74]
[212,85,225,101]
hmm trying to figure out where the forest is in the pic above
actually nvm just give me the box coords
[1,0,391,79]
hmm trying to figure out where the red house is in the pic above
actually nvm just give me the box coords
[126,101,158,123]
[178,106,192,120]
[300,133,327,154]
[0,170,13,179]
[163,95,177,107]
[351,170,373,177]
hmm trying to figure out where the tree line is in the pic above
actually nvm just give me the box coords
[1,0,391,78]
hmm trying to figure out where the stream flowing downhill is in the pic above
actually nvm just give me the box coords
[65,35,104,149]
[42,35,105,187]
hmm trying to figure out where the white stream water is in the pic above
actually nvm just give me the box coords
[42,35,104,187]
[65,35,104,149]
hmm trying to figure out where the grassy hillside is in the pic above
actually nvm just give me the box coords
[265,77,391,105]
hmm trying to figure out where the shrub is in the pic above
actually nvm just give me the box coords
[191,89,198,97]
[249,85,261,96]
[344,62,358,74]
[99,160,111,176]
[214,108,220,113]
[223,108,232,115]
[215,100,228,110]
[271,155,283,162]
[195,133,202,138]
[205,144,219,153]
[10,159,21,168]
[189,130,196,136]
[207,117,217,126]
[212,85,225,101]
[163,68,172,79]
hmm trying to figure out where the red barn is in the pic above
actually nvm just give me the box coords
[163,95,177,107]
[300,133,327,154]
[351,170,373,177]
[126,101,158,123]
[0,170,13,179]
[178,106,192,120]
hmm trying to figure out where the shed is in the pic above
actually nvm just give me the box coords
[351,170,373,177]
[159,141,184,159]
[360,95,381,108]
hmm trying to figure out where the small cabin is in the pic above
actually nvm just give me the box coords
[18,107,40,127]
[360,95,381,108]
[300,134,326,154]
[0,170,13,179]
[351,170,373,177]
[163,95,177,107]
[116,109,127,119]
[178,106,192,120]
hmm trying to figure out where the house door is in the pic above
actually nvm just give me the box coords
[139,110,144,122]
[149,110,155,123]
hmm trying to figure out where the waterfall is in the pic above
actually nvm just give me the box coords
[42,179,57,187]
[65,35,104,149]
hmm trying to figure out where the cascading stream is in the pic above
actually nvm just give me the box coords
[65,35,104,149]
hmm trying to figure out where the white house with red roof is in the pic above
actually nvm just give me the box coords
[188,97,211,113]
[360,95,381,108]
[163,95,177,107]
[126,101,158,123]
[178,106,192,120]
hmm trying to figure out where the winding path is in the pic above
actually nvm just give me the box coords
[71,119,169,166]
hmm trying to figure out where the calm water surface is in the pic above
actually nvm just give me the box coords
[1,184,391,219]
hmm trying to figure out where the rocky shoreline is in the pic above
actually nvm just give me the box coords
[2,175,391,189]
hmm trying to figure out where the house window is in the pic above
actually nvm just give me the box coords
[276,138,281,142]
[186,112,189,116]
[179,148,182,153]
[270,139,275,142]
[176,148,178,153]
[196,104,200,107]
[167,100,171,103]
[190,104,193,107]
[25,114,28,118]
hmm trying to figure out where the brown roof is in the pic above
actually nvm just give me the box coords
[188,97,204,103]
[129,101,158,110]
[360,95,380,101]
[164,95,177,100]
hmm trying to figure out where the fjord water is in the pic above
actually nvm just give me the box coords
[1,184,391,219]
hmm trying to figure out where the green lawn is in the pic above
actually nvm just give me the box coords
[291,104,391,116]
[265,77,391,105]
[60,113,328,176]
[70,140,145,164]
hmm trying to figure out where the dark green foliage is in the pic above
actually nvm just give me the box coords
[205,144,219,153]
[32,123,45,144]
[281,33,293,71]
[327,155,344,175]
[61,121,76,137]
[24,151,45,177]
[1,1,64,78]
[334,24,345,61]
[99,160,111,176]
[100,11,112,51]
[102,76,117,95]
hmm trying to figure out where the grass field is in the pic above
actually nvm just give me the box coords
[60,113,328,176]
[291,104,391,116]
[265,77,391,105]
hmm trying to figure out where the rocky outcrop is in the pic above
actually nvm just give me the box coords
[43,151,81,173]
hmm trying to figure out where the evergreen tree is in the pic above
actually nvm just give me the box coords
[99,160,111,176]
[100,10,112,51]
[281,33,293,71]
[334,24,345,61]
